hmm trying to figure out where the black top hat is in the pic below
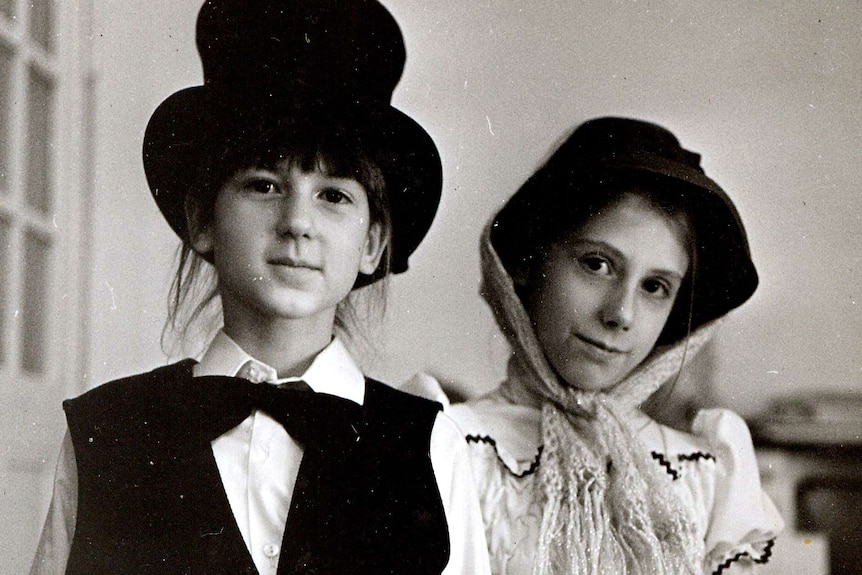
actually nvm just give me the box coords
[143,0,442,284]
[492,116,758,335]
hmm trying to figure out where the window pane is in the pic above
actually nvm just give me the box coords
[0,218,9,365]
[21,228,50,373]
[0,43,12,192]
[25,65,53,214]
[28,1,54,53]
[0,0,14,20]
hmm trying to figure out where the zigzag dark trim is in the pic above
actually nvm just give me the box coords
[465,434,543,478]
[678,451,716,463]
[753,538,775,564]
[713,550,750,574]
[650,451,679,480]
[712,538,775,574]
[651,450,717,480]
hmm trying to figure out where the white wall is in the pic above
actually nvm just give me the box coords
[86,1,861,419]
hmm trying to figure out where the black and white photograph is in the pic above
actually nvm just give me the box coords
[1,1,860,574]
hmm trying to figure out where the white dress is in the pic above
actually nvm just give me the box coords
[448,389,784,575]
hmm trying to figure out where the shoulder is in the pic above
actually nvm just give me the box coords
[398,372,452,407]
[428,410,465,445]
[64,360,196,410]
[63,360,196,421]
[398,374,543,476]
[687,408,768,499]
[690,408,755,450]
[639,408,766,492]
[62,360,207,452]
[363,377,443,444]
[365,377,442,418]
[450,391,543,478]
[670,408,761,473]
[639,408,756,466]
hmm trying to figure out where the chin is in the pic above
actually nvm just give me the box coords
[250,295,321,321]
[559,369,621,393]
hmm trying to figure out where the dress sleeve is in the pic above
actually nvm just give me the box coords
[400,372,453,408]
[30,429,77,575]
[429,411,492,575]
[691,409,784,574]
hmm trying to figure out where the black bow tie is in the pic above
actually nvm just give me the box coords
[192,375,364,448]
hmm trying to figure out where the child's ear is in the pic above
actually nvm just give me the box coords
[358,221,388,276]
[185,196,213,255]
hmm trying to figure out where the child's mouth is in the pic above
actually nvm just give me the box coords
[269,257,320,271]
[576,334,625,355]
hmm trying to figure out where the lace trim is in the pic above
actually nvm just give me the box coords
[650,450,716,480]
[465,434,543,478]
[712,538,775,574]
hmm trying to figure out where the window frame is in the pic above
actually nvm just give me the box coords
[0,0,91,404]
[0,1,93,570]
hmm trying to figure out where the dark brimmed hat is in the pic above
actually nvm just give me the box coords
[142,0,442,286]
[492,116,758,336]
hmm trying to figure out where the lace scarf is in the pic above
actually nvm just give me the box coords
[480,222,714,574]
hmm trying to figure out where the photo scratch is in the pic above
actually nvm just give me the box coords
[105,280,117,310]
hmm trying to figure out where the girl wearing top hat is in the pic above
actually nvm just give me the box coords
[30,1,490,574]
[416,117,784,574]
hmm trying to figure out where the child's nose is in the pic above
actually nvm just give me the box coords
[276,193,313,237]
[600,284,635,331]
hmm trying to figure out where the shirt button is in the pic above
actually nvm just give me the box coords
[263,543,280,558]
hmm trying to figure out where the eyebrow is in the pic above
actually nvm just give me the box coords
[565,239,687,282]
[238,165,357,182]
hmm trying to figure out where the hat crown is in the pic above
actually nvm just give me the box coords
[196,0,406,106]
[556,117,704,174]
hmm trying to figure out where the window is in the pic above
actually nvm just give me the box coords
[0,1,92,572]
[0,3,59,377]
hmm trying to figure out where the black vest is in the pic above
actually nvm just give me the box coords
[63,360,449,575]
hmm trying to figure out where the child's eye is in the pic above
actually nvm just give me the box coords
[319,187,352,204]
[579,255,611,275]
[246,179,279,194]
[642,278,672,299]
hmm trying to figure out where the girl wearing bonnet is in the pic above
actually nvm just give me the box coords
[428,117,784,574]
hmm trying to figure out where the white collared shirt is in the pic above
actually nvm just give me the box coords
[30,333,491,575]
[197,333,367,574]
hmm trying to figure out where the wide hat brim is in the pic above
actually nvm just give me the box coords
[143,86,442,287]
[492,118,758,332]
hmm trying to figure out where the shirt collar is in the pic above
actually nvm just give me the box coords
[194,330,366,405]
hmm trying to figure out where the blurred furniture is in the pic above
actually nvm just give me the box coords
[751,393,862,575]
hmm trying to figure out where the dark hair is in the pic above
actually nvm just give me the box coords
[499,171,699,346]
[162,121,392,354]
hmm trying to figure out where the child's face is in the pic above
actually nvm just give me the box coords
[190,160,386,327]
[524,193,690,392]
